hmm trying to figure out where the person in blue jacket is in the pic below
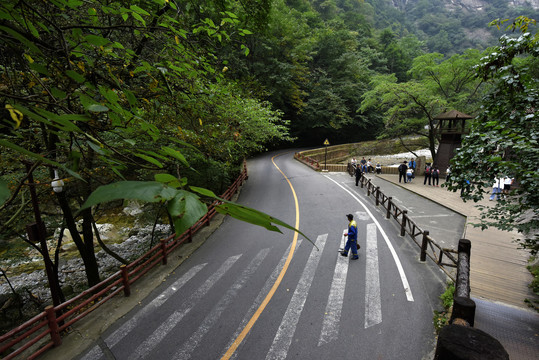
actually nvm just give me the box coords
[341,214,359,259]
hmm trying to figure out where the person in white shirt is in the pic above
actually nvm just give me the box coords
[503,176,514,195]
[489,177,502,200]
[406,167,414,182]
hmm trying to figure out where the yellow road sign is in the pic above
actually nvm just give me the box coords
[323,139,330,146]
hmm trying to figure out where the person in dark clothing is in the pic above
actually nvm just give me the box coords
[432,166,440,186]
[424,163,432,185]
[398,161,408,183]
[355,165,362,186]
[360,157,367,173]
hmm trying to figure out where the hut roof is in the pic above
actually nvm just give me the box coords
[434,110,473,120]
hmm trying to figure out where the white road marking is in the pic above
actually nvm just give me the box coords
[222,240,303,360]
[365,223,382,328]
[131,255,242,359]
[324,175,414,302]
[173,249,270,359]
[105,263,207,349]
[266,234,328,360]
[318,231,349,346]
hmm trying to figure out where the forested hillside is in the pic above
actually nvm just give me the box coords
[221,0,538,145]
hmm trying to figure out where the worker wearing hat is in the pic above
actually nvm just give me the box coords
[341,214,359,260]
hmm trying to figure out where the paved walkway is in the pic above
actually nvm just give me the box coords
[375,173,536,309]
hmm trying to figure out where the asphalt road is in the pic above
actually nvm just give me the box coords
[76,151,457,360]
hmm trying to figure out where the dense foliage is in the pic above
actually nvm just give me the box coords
[447,17,538,254]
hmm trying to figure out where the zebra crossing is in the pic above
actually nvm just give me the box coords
[80,224,409,360]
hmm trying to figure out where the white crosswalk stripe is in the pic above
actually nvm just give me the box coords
[319,230,349,346]
[365,223,382,328]
[266,234,328,360]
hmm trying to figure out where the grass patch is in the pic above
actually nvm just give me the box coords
[433,282,455,334]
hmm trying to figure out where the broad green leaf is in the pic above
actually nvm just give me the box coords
[161,146,189,167]
[155,173,181,187]
[34,108,82,131]
[87,141,108,155]
[167,190,207,234]
[51,88,67,99]
[29,62,50,76]
[130,5,150,16]
[66,70,85,83]
[190,186,313,246]
[0,180,10,206]
[134,153,163,168]
[85,34,110,47]
[80,181,178,210]
[131,12,146,26]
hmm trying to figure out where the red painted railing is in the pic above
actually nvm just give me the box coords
[0,162,248,359]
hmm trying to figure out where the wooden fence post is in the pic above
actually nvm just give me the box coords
[160,239,168,265]
[400,210,407,237]
[367,179,372,196]
[451,239,475,326]
[45,305,61,347]
[375,186,380,206]
[420,231,429,262]
[120,265,131,297]
[386,197,392,219]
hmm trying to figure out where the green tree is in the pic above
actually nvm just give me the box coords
[447,17,538,254]
[360,50,486,160]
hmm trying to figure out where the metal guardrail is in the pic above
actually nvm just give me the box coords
[0,162,249,359]
[356,172,458,281]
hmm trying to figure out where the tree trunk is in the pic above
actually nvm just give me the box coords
[55,191,101,287]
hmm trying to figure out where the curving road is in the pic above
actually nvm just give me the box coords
[77,151,453,360]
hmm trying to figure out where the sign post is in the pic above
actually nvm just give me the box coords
[323,139,330,172]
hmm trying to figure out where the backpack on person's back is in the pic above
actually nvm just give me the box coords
[398,163,406,173]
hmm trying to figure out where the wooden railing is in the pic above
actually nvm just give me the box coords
[356,173,458,281]
[0,162,249,359]
[294,152,320,170]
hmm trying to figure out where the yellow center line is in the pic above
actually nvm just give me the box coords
[221,153,300,360]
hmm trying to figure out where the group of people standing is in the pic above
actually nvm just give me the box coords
[397,159,444,186]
